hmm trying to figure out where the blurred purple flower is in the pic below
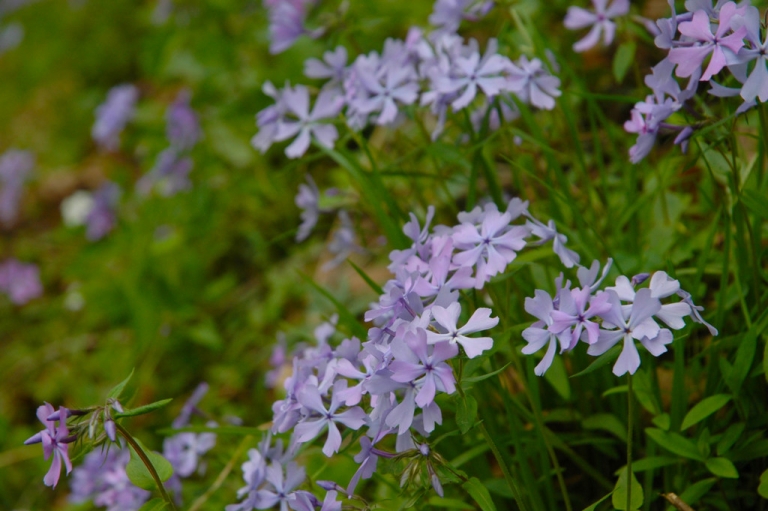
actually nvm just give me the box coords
[0,258,42,305]
[69,447,150,511]
[166,90,201,151]
[86,181,120,241]
[137,148,193,196]
[275,85,343,158]
[0,148,34,226]
[265,0,322,54]
[429,0,494,34]
[427,302,498,358]
[92,84,138,151]
[733,6,768,103]
[564,0,629,52]
[507,56,561,110]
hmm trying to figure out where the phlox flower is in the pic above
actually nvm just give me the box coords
[305,46,348,83]
[564,0,629,52]
[507,56,562,110]
[606,272,691,330]
[521,290,570,376]
[352,61,419,125]
[274,85,343,159]
[668,2,747,81]
[255,461,310,511]
[429,0,494,35]
[24,403,74,488]
[0,259,42,305]
[588,288,668,376]
[549,287,612,349]
[426,302,498,358]
[92,84,138,151]
[733,6,768,103]
[69,447,150,511]
[294,381,367,457]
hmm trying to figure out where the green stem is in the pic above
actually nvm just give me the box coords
[188,435,252,511]
[478,422,530,511]
[626,373,634,511]
[115,423,177,510]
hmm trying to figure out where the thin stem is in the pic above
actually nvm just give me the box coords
[478,422,530,511]
[188,435,253,511]
[626,373,634,511]
[115,423,177,511]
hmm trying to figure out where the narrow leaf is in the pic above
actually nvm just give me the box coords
[582,492,611,511]
[456,394,478,434]
[612,41,636,83]
[583,413,627,442]
[107,369,135,400]
[462,477,498,511]
[462,363,511,384]
[645,428,705,461]
[138,499,168,511]
[570,344,621,378]
[612,467,643,510]
[677,478,716,505]
[347,260,383,295]
[680,394,731,430]
[114,399,173,419]
[126,439,174,491]
[705,457,739,479]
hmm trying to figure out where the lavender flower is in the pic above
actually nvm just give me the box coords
[92,84,138,151]
[166,90,201,151]
[429,0,494,34]
[24,403,75,488]
[137,148,193,196]
[265,0,322,55]
[733,6,768,103]
[564,0,630,52]
[0,149,34,226]
[69,447,150,511]
[427,302,498,358]
[274,86,343,158]
[0,259,42,305]
[507,56,562,110]
[522,290,570,375]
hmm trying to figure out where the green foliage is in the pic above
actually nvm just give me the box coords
[126,438,174,491]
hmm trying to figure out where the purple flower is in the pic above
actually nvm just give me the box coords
[86,181,120,241]
[389,328,458,408]
[521,290,570,375]
[426,302,498,358]
[0,259,42,305]
[265,0,322,54]
[0,149,34,226]
[166,90,201,151]
[323,210,364,270]
[24,403,75,488]
[733,6,768,103]
[429,0,494,34]
[564,0,630,52]
[452,207,528,287]
[294,381,367,456]
[525,216,580,268]
[588,288,664,376]
[352,59,419,126]
[294,174,320,240]
[137,148,193,196]
[92,84,138,151]
[256,461,308,511]
[69,447,150,511]
[668,3,747,81]
[549,287,611,349]
[274,85,343,158]
[305,46,348,83]
[507,56,562,110]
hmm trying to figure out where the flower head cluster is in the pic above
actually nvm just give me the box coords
[229,198,581,508]
[0,258,42,305]
[253,1,560,157]
[625,0,764,162]
[137,90,201,196]
[69,447,151,511]
[92,84,139,151]
[522,264,716,376]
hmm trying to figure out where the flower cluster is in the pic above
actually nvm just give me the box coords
[228,198,585,509]
[69,447,151,511]
[254,0,560,158]
[137,90,201,196]
[0,258,42,304]
[264,0,322,55]
[522,264,717,376]
[92,84,139,151]
[61,181,121,241]
[0,148,34,226]
[625,0,766,163]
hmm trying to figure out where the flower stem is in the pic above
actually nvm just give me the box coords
[115,423,177,511]
[626,373,634,511]
[478,422,530,511]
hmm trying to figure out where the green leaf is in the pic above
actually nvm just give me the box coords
[426,496,474,509]
[298,272,368,340]
[462,477,498,511]
[741,189,768,219]
[651,413,670,431]
[137,499,168,511]
[758,469,768,499]
[114,398,173,419]
[107,369,135,400]
[347,260,383,295]
[543,354,571,400]
[717,423,745,456]
[581,492,611,511]
[456,394,478,435]
[614,456,679,474]
[126,439,174,491]
[612,467,643,510]
[462,362,511,384]
[645,428,705,461]
[678,478,716,505]
[583,413,627,442]
[681,394,731,430]
[601,385,628,398]
[705,457,739,479]
[570,344,621,378]
[612,41,636,83]
[727,309,768,395]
